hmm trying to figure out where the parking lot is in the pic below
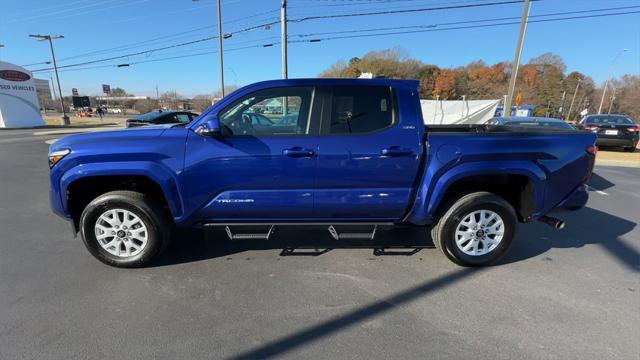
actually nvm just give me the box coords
[0,130,638,359]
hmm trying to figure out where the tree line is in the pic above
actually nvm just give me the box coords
[318,48,639,121]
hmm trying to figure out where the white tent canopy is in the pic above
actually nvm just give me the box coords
[0,61,44,128]
[421,99,500,125]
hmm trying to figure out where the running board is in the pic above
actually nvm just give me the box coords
[203,222,393,241]
[224,225,274,240]
[328,225,378,240]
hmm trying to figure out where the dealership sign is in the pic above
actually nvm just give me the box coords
[0,61,44,128]
[0,70,31,82]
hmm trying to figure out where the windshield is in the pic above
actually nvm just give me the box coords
[584,115,633,125]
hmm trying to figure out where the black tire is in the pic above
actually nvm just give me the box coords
[623,146,636,153]
[430,191,517,266]
[79,191,172,268]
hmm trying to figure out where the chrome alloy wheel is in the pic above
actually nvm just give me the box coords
[454,209,504,256]
[94,209,148,258]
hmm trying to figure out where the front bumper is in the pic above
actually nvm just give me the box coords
[551,184,589,212]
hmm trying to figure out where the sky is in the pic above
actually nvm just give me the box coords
[0,0,639,98]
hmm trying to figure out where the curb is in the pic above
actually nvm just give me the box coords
[33,126,123,136]
[595,159,640,168]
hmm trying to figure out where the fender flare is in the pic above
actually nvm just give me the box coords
[59,161,184,218]
[405,160,547,225]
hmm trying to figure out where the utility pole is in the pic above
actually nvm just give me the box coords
[30,34,69,125]
[598,48,627,114]
[216,0,225,98]
[558,90,566,117]
[503,0,530,117]
[0,44,4,60]
[281,0,288,79]
[565,79,581,121]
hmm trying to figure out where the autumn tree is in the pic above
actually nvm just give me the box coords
[607,75,640,119]
[433,69,457,99]
[192,95,212,112]
[317,48,632,118]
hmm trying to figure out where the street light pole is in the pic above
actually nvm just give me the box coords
[30,34,69,125]
[598,48,627,114]
[503,0,530,117]
[281,0,288,79]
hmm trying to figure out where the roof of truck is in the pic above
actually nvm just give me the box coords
[245,78,420,88]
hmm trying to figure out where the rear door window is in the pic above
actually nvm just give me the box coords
[327,86,394,134]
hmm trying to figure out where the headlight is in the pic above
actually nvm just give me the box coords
[48,149,70,168]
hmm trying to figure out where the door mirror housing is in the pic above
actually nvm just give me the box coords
[196,118,222,137]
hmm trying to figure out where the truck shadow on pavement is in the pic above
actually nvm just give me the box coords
[158,226,433,266]
[501,206,638,271]
[158,207,637,271]
[588,172,616,191]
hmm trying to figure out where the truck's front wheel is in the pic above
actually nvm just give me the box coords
[431,192,516,266]
[79,191,171,268]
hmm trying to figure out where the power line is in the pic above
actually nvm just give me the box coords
[290,9,640,42]
[32,8,638,75]
[4,0,148,24]
[28,2,635,73]
[30,37,215,72]
[23,8,280,67]
[35,44,268,74]
[27,0,528,69]
[288,0,536,22]
[293,5,640,37]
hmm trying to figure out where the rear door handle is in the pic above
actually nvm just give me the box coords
[381,146,414,157]
[283,147,315,158]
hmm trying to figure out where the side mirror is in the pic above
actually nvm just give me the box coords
[195,118,221,137]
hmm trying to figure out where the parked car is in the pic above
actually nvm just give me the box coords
[126,110,198,128]
[48,79,596,268]
[108,108,123,114]
[577,114,638,152]
[486,116,575,130]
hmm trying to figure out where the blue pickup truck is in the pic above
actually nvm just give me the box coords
[48,79,596,268]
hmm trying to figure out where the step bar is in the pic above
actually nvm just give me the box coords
[224,225,275,240]
[205,222,393,241]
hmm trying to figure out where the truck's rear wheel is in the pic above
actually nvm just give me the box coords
[79,191,171,268]
[430,192,516,266]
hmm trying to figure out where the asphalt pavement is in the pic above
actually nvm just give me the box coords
[0,131,638,359]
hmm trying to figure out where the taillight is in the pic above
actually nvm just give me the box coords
[586,145,597,156]
[628,126,639,132]
[584,125,599,131]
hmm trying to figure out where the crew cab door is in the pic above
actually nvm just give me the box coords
[183,86,320,221]
[314,85,422,220]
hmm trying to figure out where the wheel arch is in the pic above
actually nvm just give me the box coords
[61,163,183,231]
[405,160,547,225]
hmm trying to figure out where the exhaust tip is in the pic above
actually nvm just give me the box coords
[539,215,565,230]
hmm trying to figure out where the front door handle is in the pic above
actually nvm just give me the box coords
[380,146,414,157]
[283,147,315,158]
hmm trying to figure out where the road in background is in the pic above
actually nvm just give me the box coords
[0,133,638,359]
